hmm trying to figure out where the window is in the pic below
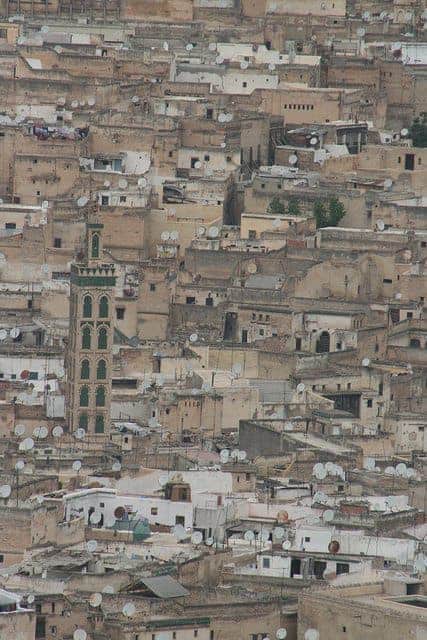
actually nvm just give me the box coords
[204,154,210,162]
[347,383,351,390]
[27,299,33,309]
[101,195,109,206]
[29,372,38,380]
[206,108,213,120]
[98,327,108,349]
[367,399,373,408]
[194,631,198,638]
[5,222,16,229]
[99,296,109,318]
[116,307,125,320]
[0,554,4,563]
[80,359,90,379]
[96,386,106,407]
[150,283,156,292]
[91,233,100,258]
[262,557,270,568]
[175,515,185,525]
[95,415,104,433]
[151,507,158,515]
[243,82,247,88]
[336,342,342,350]
[97,359,107,379]
[305,536,311,542]
[407,312,413,319]
[119,195,127,203]
[190,157,199,168]
[83,295,92,318]
[54,238,62,248]
[51,603,55,614]
[186,296,196,304]
[79,386,89,407]
[82,326,91,349]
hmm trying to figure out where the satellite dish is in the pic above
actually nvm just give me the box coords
[323,509,334,522]
[10,327,20,339]
[289,154,298,165]
[40,25,49,33]
[218,113,227,123]
[52,426,63,438]
[88,97,96,106]
[395,293,402,300]
[384,466,396,476]
[208,226,219,238]
[118,179,128,190]
[315,467,327,480]
[240,61,249,70]
[33,426,48,439]
[89,593,102,607]
[0,484,11,498]
[27,595,35,604]
[42,200,49,210]
[232,362,242,376]
[170,230,179,241]
[231,449,239,460]
[400,128,409,137]
[273,527,285,540]
[74,428,86,440]
[161,231,170,241]
[112,461,121,472]
[114,506,126,519]
[247,261,258,273]
[189,333,199,343]
[14,424,26,437]
[73,630,87,640]
[131,95,140,104]
[102,585,115,594]
[364,457,376,471]
[197,226,206,237]
[138,177,147,188]
[276,630,287,640]
[185,43,193,51]
[272,218,281,228]
[244,530,255,542]
[191,531,203,545]
[305,630,319,640]
[296,383,305,393]
[72,460,82,472]
[0,330,8,341]
[163,41,169,51]
[313,463,325,476]
[172,524,187,540]
[209,42,217,51]
[357,27,366,37]
[206,537,214,546]
[310,137,318,146]
[237,450,247,461]
[414,555,426,572]
[260,530,269,542]
[71,100,79,109]
[282,540,291,550]
[194,161,202,169]
[148,417,158,428]
[123,602,136,617]
[268,63,276,71]
[15,460,25,471]
[77,196,89,208]
[86,539,97,553]
[20,437,34,452]
[90,511,102,525]
[384,178,393,190]
[103,180,111,188]
[362,357,370,367]
[377,220,385,231]
[396,462,407,476]
[362,10,370,21]
[54,45,63,54]
[216,56,224,64]
[220,449,230,463]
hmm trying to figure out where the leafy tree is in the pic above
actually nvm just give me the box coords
[313,199,328,228]
[410,113,427,148]
[267,195,285,215]
[328,196,346,226]
[287,197,302,216]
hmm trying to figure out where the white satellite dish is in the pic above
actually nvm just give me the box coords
[185,43,194,51]
[220,449,230,463]
[170,230,179,241]
[310,137,318,146]
[395,293,402,300]
[396,462,407,476]
[400,128,409,137]
[208,226,219,238]
[232,362,242,376]
[40,25,49,33]
[209,42,217,51]
[376,220,385,231]
[384,178,393,190]
[357,27,366,37]
[77,196,89,208]
[33,426,48,439]
[362,357,370,367]
[238,450,247,461]
[260,530,269,542]
[384,466,396,476]
[315,467,327,480]
[52,426,63,438]
[313,492,324,503]
[362,10,370,21]
[218,113,227,123]
[137,177,147,188]
[72,460,82,472]
[103,180,111,188]
[194,161,202,169]
[131,95,140,104]
[73,630,87,640]
[71,100,79,109]
[216,56,224,64]
[112,462,121,472]
[89,593,102,607]
[313,463,325,476]
[231,449,239,460]
[15,460,25,471]
[364,457,376,471]
[119,179,128,190]
[148,417,158,428]
[161,231,170,241]
[240,61,249,70]
[86,539,97,553]
[244,530,255,542]
[54,45,63,54]
[90,511,102,525]
[276,629,287,640]
[282,540,291,550]
[0,484,11,498]
[173,524,187,541]
[414,555,426,572]
[10,327,20,339]
[74,429,86,440]
[305,630,319,640]
[273,218,281,228]
[14,424,26,437]
[20,437,34,452]
[197,226,206,237]
[296,383,305,393]
[289,154,298,165]
[88,97,96,106]
[163,41,169,51]
[273,527,285,540]
[191,531,203,545]
[102,585,115,594]
[323,509,334,522]
[189,333,198,343]
[0,330,7,341]
[27,595,34,604]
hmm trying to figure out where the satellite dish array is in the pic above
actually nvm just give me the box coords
[219,449,247,463]
[0,327,21,341]
[312,461,345,481]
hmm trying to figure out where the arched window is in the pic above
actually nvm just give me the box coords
[80,359,90,380]
[97,359,107,380]
[98,327,108,349]
[82,326,91,350]
[96,386,106,407]
[83,295,92,318]
[95,414,104,434]
[91,233,99,259]
[79,413,88,430]
[79,386,89,407]
[99,295,109,318]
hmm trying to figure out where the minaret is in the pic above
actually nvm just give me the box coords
[67,222,116,436]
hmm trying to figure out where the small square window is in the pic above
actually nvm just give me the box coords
[262,557,270,568]
[304,536,311,542]
[204,154,210,161]
[116,307,125,320]
[119,196,127,203]
[151,507,158,515]
[367,399,373,408]
[150,283,156,292]
[407,312,413,319]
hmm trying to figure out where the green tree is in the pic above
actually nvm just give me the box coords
[410,113,427,148]
[313,199,328,228]
[267,195,285,215]
[287,197,302,216]
[328,196,346,226]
